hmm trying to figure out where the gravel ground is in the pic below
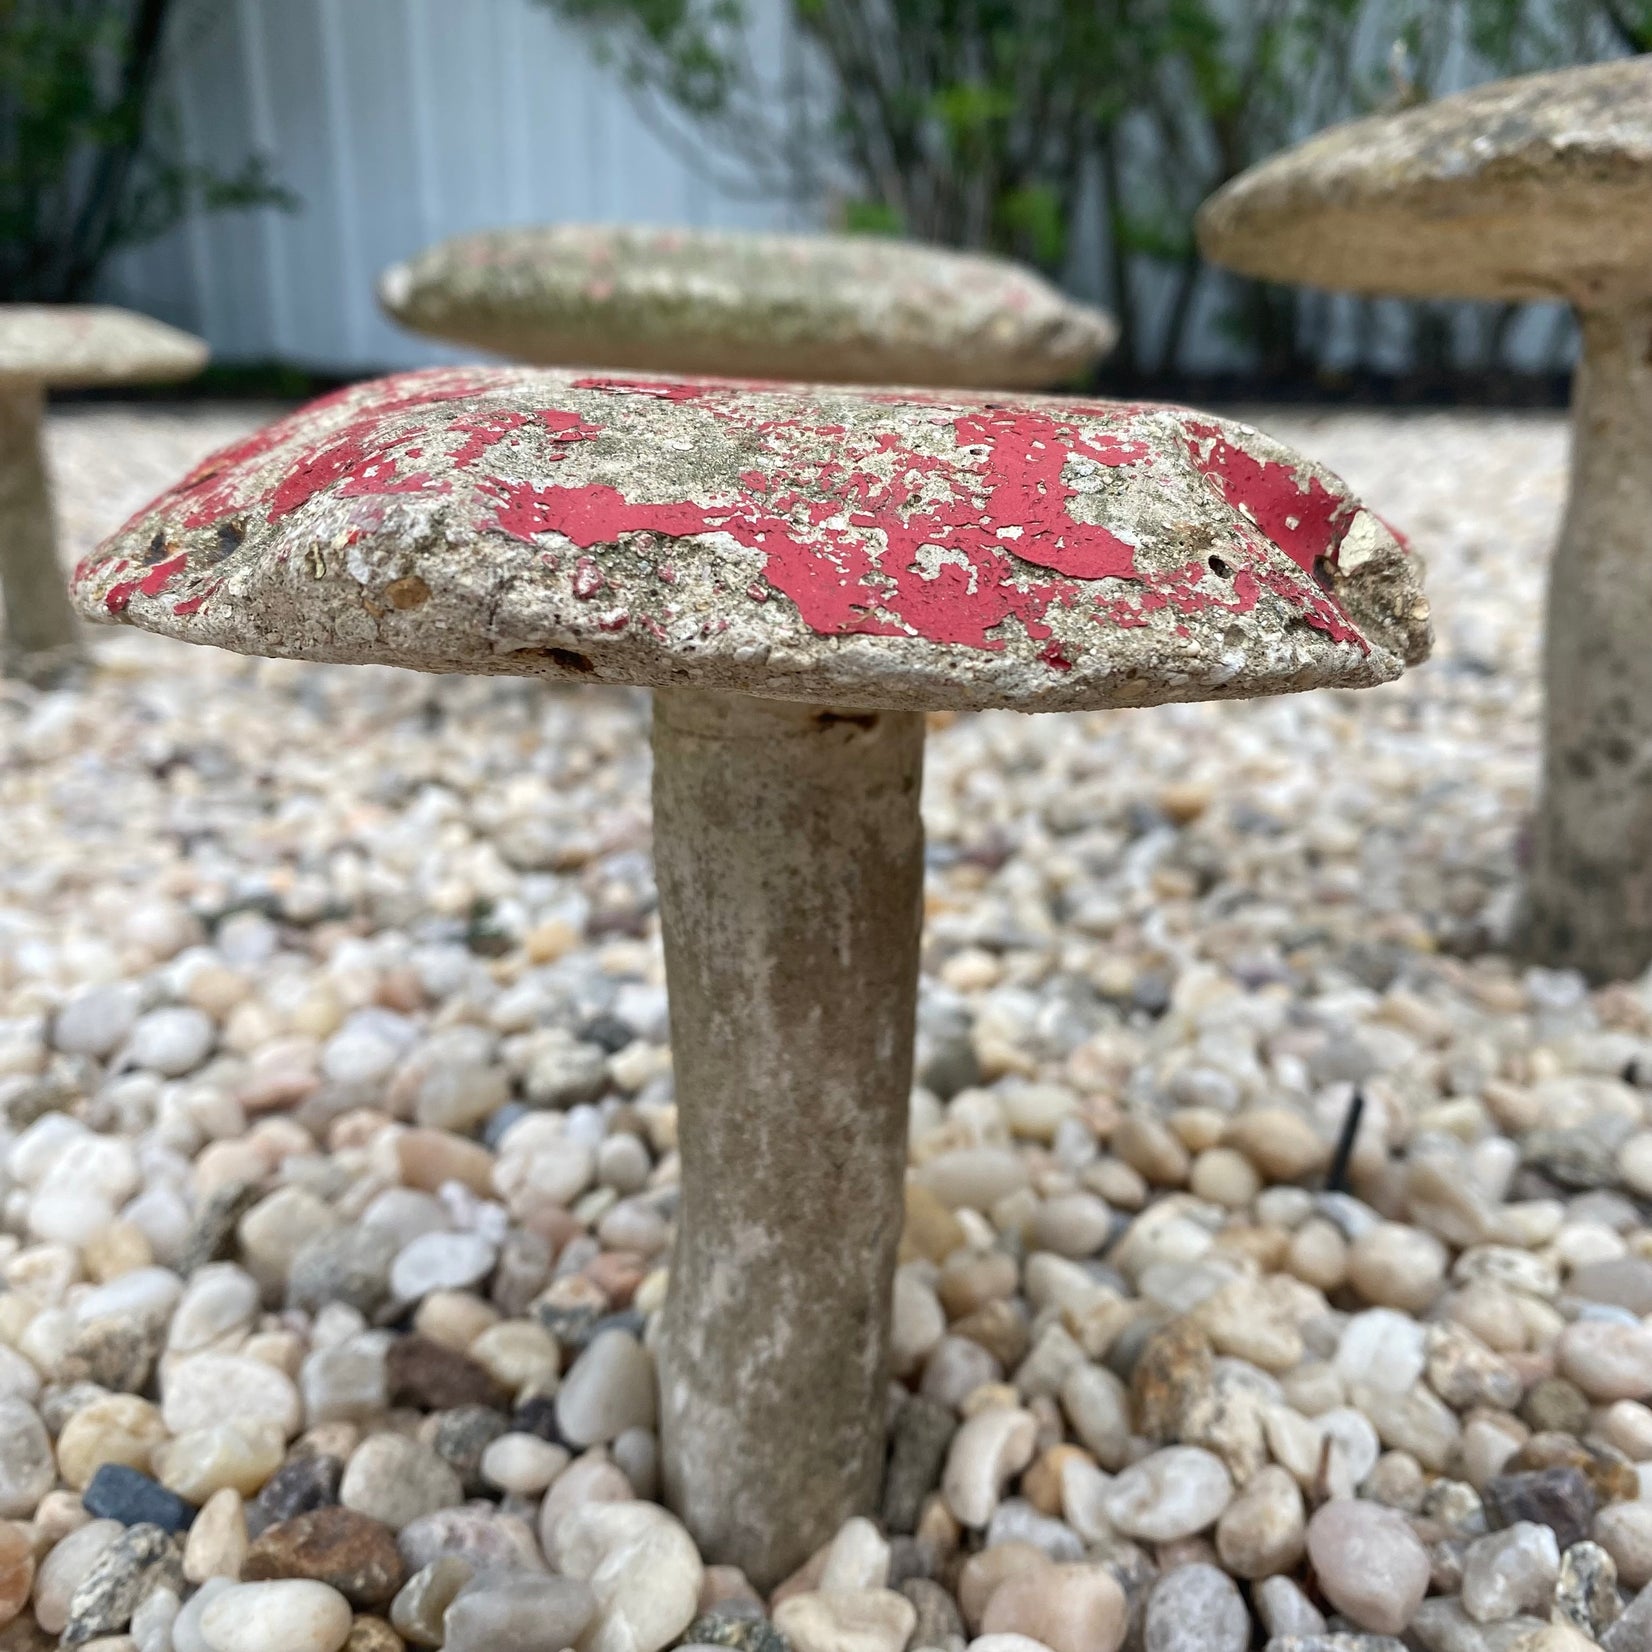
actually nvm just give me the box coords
[8,400,1652,1652]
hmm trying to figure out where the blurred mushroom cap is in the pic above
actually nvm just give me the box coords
[0,305,208,389]
[379,223,1116,391]
[1198,57,1652,307]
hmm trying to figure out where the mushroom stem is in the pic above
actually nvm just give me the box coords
[651,687,925,1588]
[1526,299,1652,979]
[0,382,83,683]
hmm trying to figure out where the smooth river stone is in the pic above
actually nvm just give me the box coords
[1103,1447,1233,1542]
[162,1356,301,1439]
[442,1570,599,1652]
[1305,1498,1430,1635]
[198,1579,353,1652]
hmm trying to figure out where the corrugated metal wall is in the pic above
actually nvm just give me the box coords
[103,0,1576,377]
[105,0,800,371]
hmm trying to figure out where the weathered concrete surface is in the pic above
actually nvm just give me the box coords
[0,385,82,683]
[71,367,1429,712]
[1197,57,1652,307]
[652,687,924,1589]
[379,224,1115,391]
[1524,302,1652,980]
[0,304,205,681]
[0,305,208,388]
[1200,59,1652,976]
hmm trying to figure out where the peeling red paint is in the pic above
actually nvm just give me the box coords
[1182,419,1351,574]
[138,553,188,597]
[105,577,142,614]
[81,368,1377,661]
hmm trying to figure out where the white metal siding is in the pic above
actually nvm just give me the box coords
[105,0,800,371]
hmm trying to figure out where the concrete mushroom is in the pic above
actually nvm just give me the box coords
[0,304,208,683]
[1196,56,1652,979]
[378,223,1116,390]
[68,365,1430,1586]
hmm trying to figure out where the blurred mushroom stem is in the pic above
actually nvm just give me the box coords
[1525,299,1652,980]
[652,687,925,1588]
[0,382,85,684]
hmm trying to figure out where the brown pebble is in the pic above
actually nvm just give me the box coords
[0,1521,34,1629]
[583,1250,645,1306]
[901,1184,968,1265]
[1131,1319,1215,1442]
[395,1130,495,1196]
[385,1335,509,1412]
[957,1540,1050,1630]
[950,1299,1030,1368]
[344,1617,405,1652]
[243,1506,406,1609]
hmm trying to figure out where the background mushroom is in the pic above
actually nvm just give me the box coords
[0,304,208,684]
[378,224,1116,390]
[69,365,1430,1588]
[1195,57,1652,981]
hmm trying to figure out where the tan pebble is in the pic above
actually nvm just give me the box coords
[1448,1283,1528,1353]
[1109,1118,1189,1187]
[1158,782,1212,824]
[1212,1221,1289,1272]
[901,1183,969,1265]
[952,1300,1031,1368]
[938,1252,1018,1320]
[343,1616,404,1651]
[396,1130,495,1196]
[1081,1159,1146,1210]
[1169,1109,1228,1154]
[1224,1108,1329,1183]
[525,920,579,964]
[55,1396,167,1489]
[1284,1219,1348,1291]
[979,1563,1128,1652]
[194,1138,269,1195]
[773,1588,916,1652]
[154,1420,285,1501]
[469,1321,560,1396]
[1215,1464,1305,1578]
[1188,1148,1260,1208]
[411,1291,498,1351]
[1021,1445,1092,1518]
[958,1541,1052,1630]
[184,1486,249,1583]
[187,964,251,1018]
[1603,1399,1652,1461]
[33,1491,89,1547]
[80,1222,153,1283]
[1347,1222,1448,1314]
[1595,1501,1652,1589]
[242,1330,306,1377]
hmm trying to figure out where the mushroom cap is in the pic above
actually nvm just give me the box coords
[379,224,1117,390]
[1197,57,1652,306]
[71,366,1429,713]
[0,305,209,389]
